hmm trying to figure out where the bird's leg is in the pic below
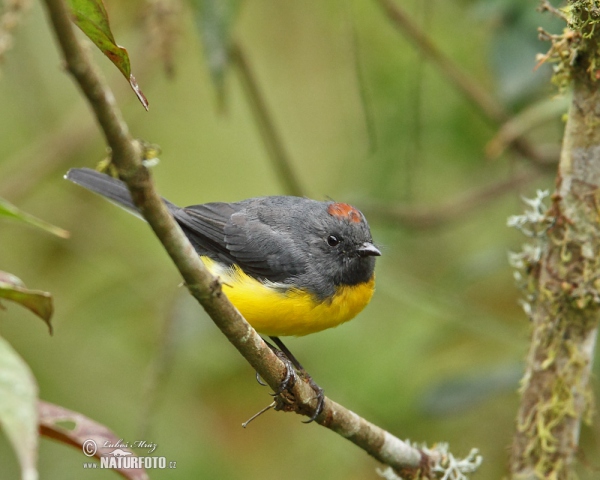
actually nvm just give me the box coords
[269,336,325,423]
[259,338,297,394]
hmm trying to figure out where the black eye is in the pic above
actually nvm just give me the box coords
[327,235,340,247]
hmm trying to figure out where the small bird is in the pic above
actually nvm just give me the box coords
[66,168,380,421]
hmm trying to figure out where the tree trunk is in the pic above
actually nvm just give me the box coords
[510,4,600,477]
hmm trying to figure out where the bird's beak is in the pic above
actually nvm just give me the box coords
[357,242,381,257]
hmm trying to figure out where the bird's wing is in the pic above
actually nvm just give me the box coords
[67,169,307,284]
[176,202,305,283]
[223,209,305,282]
[173,202,241,265]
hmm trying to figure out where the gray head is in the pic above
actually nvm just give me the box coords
[261,199,380,300]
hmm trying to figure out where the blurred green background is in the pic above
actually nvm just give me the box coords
[1,0,598,478]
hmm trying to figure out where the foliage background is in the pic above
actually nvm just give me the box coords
[0,0,598,478]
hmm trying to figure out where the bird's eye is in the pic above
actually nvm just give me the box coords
[327,235,340,247]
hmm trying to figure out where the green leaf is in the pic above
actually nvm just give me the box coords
[0,272,54,334]
[0,335,39,480]
[191,0,242,103]
[66,0,149,110]
[0,197,69,239]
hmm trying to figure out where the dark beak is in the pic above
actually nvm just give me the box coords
[357,242,381,257]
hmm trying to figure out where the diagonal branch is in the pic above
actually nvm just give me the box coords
[361,168,543,230]
[377,0,505,124]
[39,0,455,476]
[375,0,554,167]
[230,41,305,197]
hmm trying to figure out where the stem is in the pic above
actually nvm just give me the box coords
[362,168,542,229]
[230,41,304,197]
[375,0,550,166]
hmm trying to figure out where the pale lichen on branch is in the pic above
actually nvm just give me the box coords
[377,442,482,480]
[509,185,600,478]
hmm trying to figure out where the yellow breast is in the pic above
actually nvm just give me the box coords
[201,257,375,337]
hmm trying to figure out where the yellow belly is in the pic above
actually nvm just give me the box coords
[201,257,375,336]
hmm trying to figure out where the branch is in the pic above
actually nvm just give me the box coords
[361,168,543,230]
[376,0,504,124]
[485,97,568,163]
[0,108,97,202]
[0,42,155,203]
[348,6,379,154]
[40,0,456,475]
[509,4,600,477]
[375,0,552,167]
[230,41,305,197]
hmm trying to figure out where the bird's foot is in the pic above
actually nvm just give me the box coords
[298,369,325,423]
[270,347,298,394]
[256,337,325,423]
[255,342,298,394]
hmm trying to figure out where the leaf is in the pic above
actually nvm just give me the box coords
[66,0,149,110]
[191,0,242,104]
[0,335,39,480]
[0,272,54,334]
[0,197,69,239]
[39,401,149,480]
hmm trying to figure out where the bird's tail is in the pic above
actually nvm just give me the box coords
[65,168,178,215]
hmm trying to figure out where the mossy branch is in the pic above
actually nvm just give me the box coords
[510,2,600,478]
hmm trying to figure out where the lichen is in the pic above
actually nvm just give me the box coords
[509,187,600,479]
[537,0,600,92]
[376,442,482,480]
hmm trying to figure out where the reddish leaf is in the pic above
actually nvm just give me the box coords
[39,401,148,480]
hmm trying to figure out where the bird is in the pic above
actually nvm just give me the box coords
[65,168,380,421]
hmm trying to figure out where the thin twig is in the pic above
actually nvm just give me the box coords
[404,0,430,201]
[485,96,568,162]
[137,292,181,439]
[0,109,97,202]
[230,41,305,197]
[539,0,568,21]
[0,42,154,202]
[375,0,551,167]
[348,5,378,154]
[362,168,543,229]
[40,0,434,474]
[376,0,505,123]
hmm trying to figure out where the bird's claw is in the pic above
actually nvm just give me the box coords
[255,371,268,387]
[302,375,325,423]
[255,350,297,394]
[259,336,325,423]
[271,348,297,395]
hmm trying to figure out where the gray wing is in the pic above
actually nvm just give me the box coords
[173,202,242,266]
[67,168,307,283]
[179,199,307,282]
[222,207,306,282]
